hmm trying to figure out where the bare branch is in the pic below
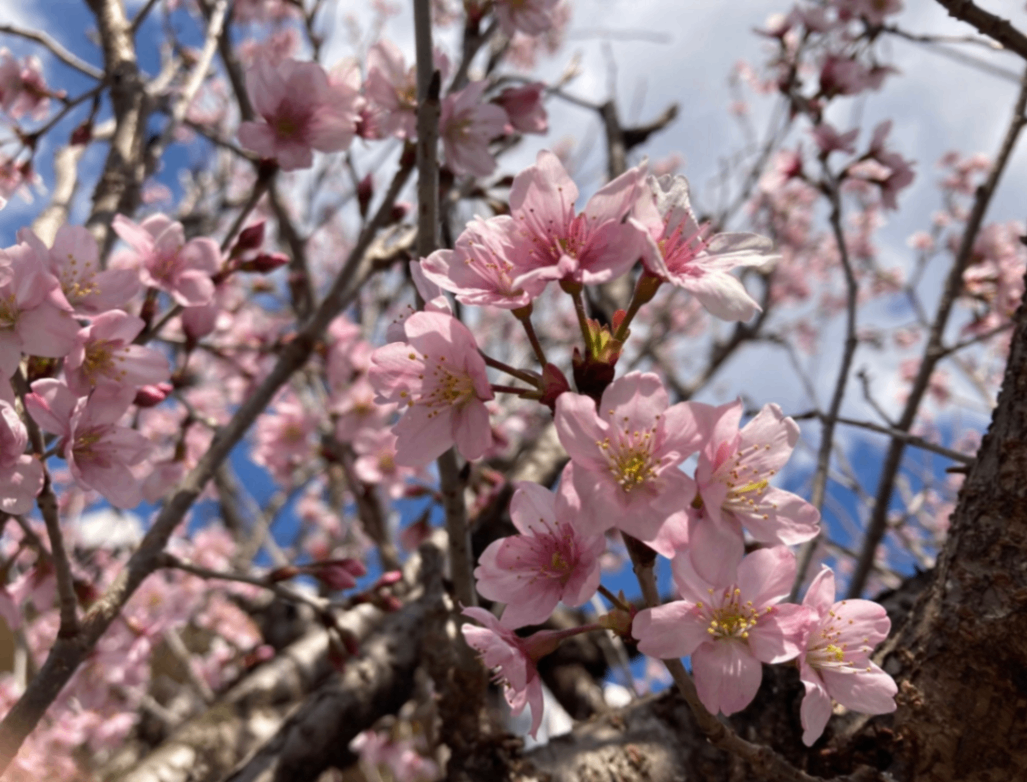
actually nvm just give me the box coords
[12,371,78,637]
[792,411,975,464]
[84,0,150,252]
[0,23,104,79]
[793,171,860,598]
[147,0,229,164]
[412,0,477,612]
[931,0,1027,61]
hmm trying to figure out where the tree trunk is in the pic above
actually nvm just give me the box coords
[885,277,1027,780]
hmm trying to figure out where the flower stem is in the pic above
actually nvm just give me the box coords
[568,286,594,354]
[597,584,632,613]
[513,305,548,367]
[491,384,530,395]
[613,271,663,343]
[480,352,542,387]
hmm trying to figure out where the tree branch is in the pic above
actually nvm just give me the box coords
[0,23,104,79]
[793,172,860,598]
[931,0,1027,61]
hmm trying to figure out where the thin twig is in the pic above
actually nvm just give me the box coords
[792,411,975,464]
[792,171,860,599]
[147,0,229,164]
[130,0,162,33]
[11,371,79,637]
[931,0,1027,61]
[0,24,104,79]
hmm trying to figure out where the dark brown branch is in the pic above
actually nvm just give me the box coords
[931,0,1027,61]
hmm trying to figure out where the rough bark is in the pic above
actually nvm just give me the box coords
[886,274,1027,780]
[112,604,386,782]
[221,600,429,782]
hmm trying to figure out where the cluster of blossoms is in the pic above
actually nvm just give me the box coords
[237,23,551,176]
[0,208,295,512]
[359,148,898,742]
[0,48,51,122]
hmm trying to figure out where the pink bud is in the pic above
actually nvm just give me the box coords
[239,252,290,274]
[70,122,92,146]
[389,201,411,224]
[540,363,570,411]
[134,382,174,408]
[304,558,367,591]
[233,221,266,255]
[357,173,373,218]
[375,570,404,588]
[267,565,301,583]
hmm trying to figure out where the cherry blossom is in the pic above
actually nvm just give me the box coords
[837,0,903,25]
[507,149,645,288]
[363,40,419,140]
[18,225,139,315]
[632,546,808,716]
[0,49,51,121]
[439,81,508,177]
[0,400,43,515]
[384,262,454,343]
[419,215,544,309]
[852,120,915,210]
[688,400,820,583]
[810,122,859,157]
[352,429,414,498]
[461,607,584,739]
[252,396,318,484]
[475,481,605,628]
[0,240,79,378]
[25,381,151,509]
[554,371,701,540]
[238,57,362,170]
[111,214,220,307]
[798,566,897,745]
[632,174,775,321]
[369,311,494,467]
[349,730,439,782]
[332,376,395,442]
[495,82,548,134]
[494,0,562,37]
[64,311,170,396]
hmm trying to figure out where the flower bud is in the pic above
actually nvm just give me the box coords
[357,173,373,219]
[238,252,290,274]
[233,221,266,256]
[304,558,367,591]
[134,382,174,408]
